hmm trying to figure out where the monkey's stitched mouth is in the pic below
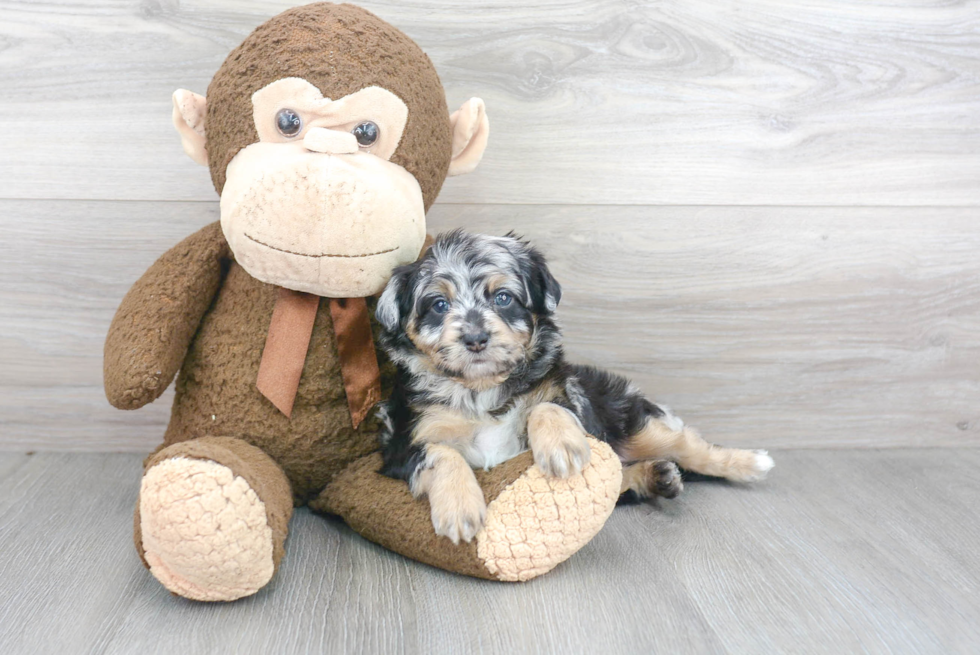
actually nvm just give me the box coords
[244,233,397,258]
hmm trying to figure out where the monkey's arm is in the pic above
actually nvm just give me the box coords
[104,222,230,410]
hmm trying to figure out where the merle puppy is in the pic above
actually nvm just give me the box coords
[375,230,773,544]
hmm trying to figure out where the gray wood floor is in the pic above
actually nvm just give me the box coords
[1,449,978,655]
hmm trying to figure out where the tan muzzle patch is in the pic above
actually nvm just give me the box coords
[220,142,426,298]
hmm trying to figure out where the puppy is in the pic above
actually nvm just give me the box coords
[375,230,773,544]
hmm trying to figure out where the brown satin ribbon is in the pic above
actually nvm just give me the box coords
[256,287,320,418]
[328,297,381,429]
[256,289,381,428]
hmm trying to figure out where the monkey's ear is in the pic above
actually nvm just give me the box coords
[172,89,208,166]
[447,98,489,177]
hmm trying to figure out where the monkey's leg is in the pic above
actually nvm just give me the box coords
[135,437,293,602]
[620,416,774,482]
[311,437,622,582]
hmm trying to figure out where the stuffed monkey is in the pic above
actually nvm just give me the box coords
[104,3,622,602]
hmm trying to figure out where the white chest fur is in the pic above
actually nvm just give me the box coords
[409,368,533,470]
[461,405,528,470]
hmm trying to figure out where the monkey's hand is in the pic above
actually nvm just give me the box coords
[104,222,229,410]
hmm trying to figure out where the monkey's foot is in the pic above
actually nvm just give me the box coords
[476,438,621,581]
[135,437,293,602]
[139,457,275,601]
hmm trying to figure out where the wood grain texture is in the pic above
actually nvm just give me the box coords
[1,200,977,451]
[1,449,978,654]
[0,0,977,205]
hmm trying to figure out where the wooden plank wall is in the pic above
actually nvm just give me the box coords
[1,0,978,451]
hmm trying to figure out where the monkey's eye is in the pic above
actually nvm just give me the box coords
[275,109,303,137]
[352,121,380,148]
[432,298,450,315]
[494,291,513,307]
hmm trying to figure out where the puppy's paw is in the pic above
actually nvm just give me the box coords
[725,449,774,482]
[748,450,775,481]
[428,476,487,545]
[649,460,684,498]
[621,459,683,501]
[533,432,592,479]
[528,403,592,479]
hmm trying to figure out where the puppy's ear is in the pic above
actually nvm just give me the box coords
[376,262,418,333]
[524,248,562,315]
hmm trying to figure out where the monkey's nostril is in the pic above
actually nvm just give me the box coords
[462,331,490,352]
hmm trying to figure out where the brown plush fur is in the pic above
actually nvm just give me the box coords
[205,2,452,210]
[104,222,230,411]
[107,221,396,503]
[153,229,394,503]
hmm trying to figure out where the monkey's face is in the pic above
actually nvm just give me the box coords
[219,78,425,297]
[171,4,489,299]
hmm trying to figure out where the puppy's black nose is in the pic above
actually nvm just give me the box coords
[462,331,490,352]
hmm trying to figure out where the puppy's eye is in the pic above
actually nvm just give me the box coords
[275,109,303,137]
[352,121,380,148]
[494,291,513,307]
[432,298,450,314]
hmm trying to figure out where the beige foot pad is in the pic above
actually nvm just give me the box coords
[139,457,275,601]
[476,437,622,581]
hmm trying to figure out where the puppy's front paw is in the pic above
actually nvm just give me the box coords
[528,403,592,479]
[428,476,487,545]
[534,433,591,479]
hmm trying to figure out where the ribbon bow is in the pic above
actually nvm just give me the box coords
[256,289,380,429]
